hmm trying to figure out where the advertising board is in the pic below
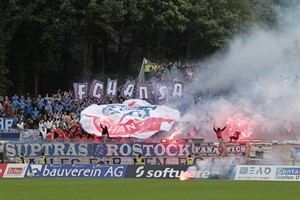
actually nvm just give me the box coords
[125,165,234,179]
[0,163,7,178]
[2,164,28,178]
[125,165,189,179]
[234,165,300,181]
[25,164,127,178]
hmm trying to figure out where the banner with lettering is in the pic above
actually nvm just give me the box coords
[193,142,247,157]
[120,80,135,99]
[4,142,93,157]
[155,83,169,100]
[136,83,149,99]
[73,82,89,100]
[93,143,193,157]
[19,129,42,141]
[89,79,104,100]
[0,118,14,129]
[5,156,192,165]
[73,79,186,100]
[106,78,117,97]
[172,81,183,98]
[25,164,126,178]
[0,129,20,140]
[1,164,28,178]
[80,99,180,139]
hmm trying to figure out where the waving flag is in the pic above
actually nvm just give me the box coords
[80,99,180,139]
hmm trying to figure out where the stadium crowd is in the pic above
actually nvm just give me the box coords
[0,58,298,143]
[0,61,220,143]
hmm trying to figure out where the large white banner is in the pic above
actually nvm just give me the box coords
[80,99,180,139]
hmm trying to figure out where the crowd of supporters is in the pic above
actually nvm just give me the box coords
[4,90,150,142]
[144,61,197,82]
[0,60,227,143]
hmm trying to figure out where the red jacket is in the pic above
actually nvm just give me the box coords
[214,126,226,138]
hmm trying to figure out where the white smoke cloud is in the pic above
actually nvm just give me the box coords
[176,4,300,142]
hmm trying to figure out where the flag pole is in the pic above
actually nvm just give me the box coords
[138,58,147,84]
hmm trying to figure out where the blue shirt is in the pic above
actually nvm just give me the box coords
[12,99,20,109]
[37,102,44,110]
[33,110,39,120]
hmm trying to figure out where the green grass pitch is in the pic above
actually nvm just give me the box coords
[0,179,299,200]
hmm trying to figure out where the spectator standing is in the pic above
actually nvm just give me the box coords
[213,125,226,143]
[16,118,25,130]
[218,143,228,156]
[45,101,52,114]
[12,94,20,116]
[32,107,39,121]
[170,64,178,78]
[37,98,45,115]
[133,153,144,165]
[100,124,109,142]
[39,126,47,140]
[3,96,11,117]
[46,117,54,133]
[186,154,194,166]
[27,118,36,129]
[19,152,26,164]
[39,152,47,164]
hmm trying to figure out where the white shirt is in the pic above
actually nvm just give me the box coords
[46,120,53,129]
[38,121,45,129]
[39,127,47,139]
[17,122,24,130]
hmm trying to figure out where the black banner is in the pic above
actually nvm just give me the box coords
[125,165,189,179]
[124,165,235,179]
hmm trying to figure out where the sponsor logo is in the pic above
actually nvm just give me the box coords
[235,165,300,181]
[276,168,300,175]
[3,164,27,178]
[26,164,126,178]
[239,166,271,175]
[133,166,218,179]
[235,165,273,180]
[186,167,222,179]
[136,166,183,178]
[275,167,300,181]
[26,165,43,177]
[7,167,23,175]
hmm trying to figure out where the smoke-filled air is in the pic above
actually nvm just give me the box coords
[169,6,300,142]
